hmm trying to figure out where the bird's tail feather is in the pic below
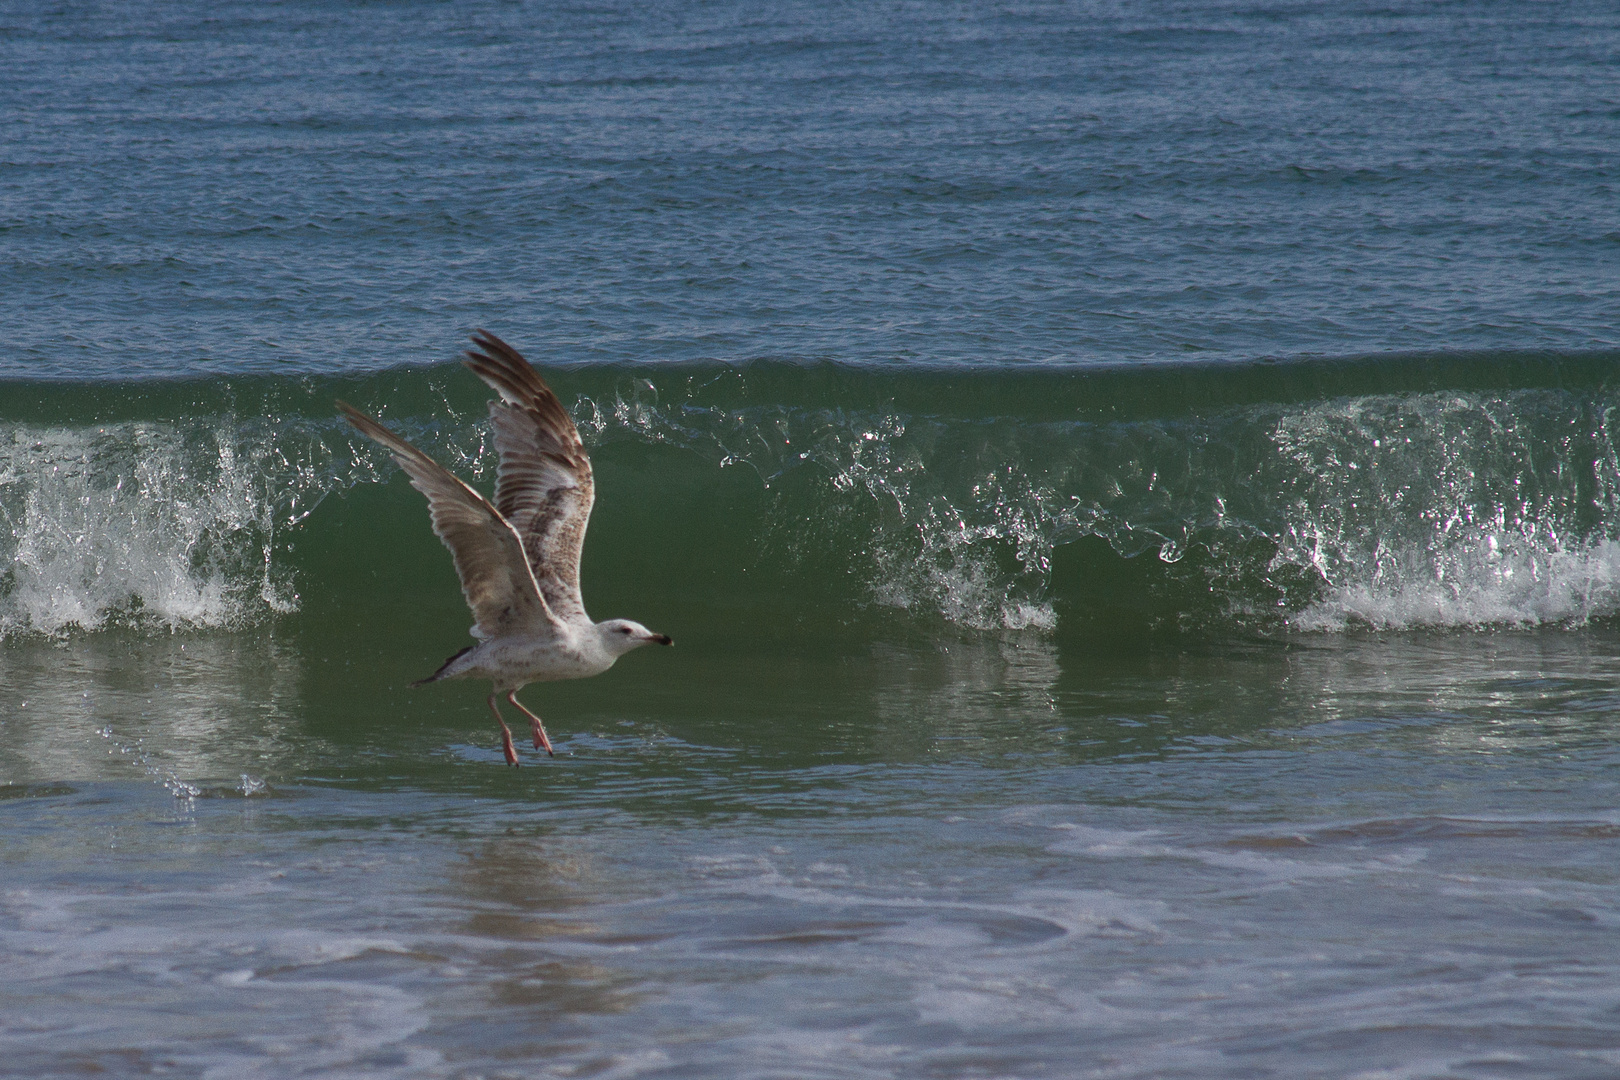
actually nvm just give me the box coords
[412,645,475,687]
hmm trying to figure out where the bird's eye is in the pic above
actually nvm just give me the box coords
[620,627,631,634]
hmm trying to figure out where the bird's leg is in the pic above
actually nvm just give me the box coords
[487,693,519,766]
[506,691,555,757]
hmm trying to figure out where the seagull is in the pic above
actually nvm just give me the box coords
[338,330,672,765]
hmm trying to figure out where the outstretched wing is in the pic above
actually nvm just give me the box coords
[337,401,558,641]
[461,330,596,626]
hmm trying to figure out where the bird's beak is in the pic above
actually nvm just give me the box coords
[650,633,673,646]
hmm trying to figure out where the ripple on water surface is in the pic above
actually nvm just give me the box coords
[5,627,1620,1076]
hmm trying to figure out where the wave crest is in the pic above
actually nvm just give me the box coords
[4,358,1620,640]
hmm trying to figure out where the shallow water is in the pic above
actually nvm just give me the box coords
[5,1,1620,1076]
[8,629,1620,1077]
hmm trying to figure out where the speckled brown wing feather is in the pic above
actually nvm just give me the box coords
[461,330,596,626]
[337,401,558,641]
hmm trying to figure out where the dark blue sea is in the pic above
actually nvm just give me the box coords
[4,3,1620,1077]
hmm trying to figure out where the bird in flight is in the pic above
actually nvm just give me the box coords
[338,331,672,764]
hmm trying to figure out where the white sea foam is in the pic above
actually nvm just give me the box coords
[1291,535,1620,631]
[1,882,431,1078]
[1272,390,1620,632]
[1047,823,1367,882]
[829,419,1062,631]
[869,555,1058,632]
[0,420,309,638]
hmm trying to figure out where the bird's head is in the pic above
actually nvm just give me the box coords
[596,618,674,657]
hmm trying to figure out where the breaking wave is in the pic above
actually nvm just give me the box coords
[0,418,307,635]
[1,350,1617,641]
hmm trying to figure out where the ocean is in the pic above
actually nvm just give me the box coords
[3,1,1620,1077]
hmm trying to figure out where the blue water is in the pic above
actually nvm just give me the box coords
[3,1,1616,378]
[6,3,1620,1078]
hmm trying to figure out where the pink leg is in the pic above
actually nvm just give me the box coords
[487,694,519,766]
[506,691,554,757]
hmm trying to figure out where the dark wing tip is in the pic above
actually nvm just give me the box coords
[461,332,580,446]
[470,327,511,354]
[336,398,381,433]
[465,329,530,375]
[463,330,542,400]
